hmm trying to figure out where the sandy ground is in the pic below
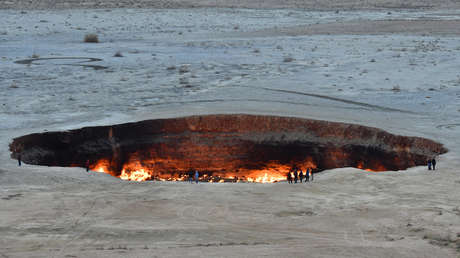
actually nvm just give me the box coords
[240,19,460,37]
[3,0,460,10]
[1,5,460,258]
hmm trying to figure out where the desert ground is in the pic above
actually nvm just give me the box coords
[1,1,460,257]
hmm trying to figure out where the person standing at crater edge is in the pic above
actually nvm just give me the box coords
[194,170,199,184]
[428,159,432,170]
[432,158,436,170]
[299,168,304,183]
[188,170,194,183]
[294,169,298,183]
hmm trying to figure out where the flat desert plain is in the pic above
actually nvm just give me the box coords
[0,1,460,257]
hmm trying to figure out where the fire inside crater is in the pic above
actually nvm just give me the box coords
[9,114,447,183]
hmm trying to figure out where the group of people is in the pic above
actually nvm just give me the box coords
[187,170,200,183]
[427,158,437,170]
[287,166,313,184]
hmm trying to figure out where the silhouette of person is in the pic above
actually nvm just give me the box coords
[431,158,436,170]
[18,154,21,166]
[305,168,310,182]
[427,159,432,170]
[299,169,303,183]
[194,170,199,183]
[85,160,90,172]
[188,170,193,183]
[287,171,292,184]
[294,169,298,183]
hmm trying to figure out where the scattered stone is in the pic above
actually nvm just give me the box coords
[385,235,404,241]
[1,193,22,200]
[423,232,457,248]
[409,227,425,233]
[283,57,294,63]
[179,77,188,84]
[9,82,18,88]
[179,65,190,74]
[84,34,99,43]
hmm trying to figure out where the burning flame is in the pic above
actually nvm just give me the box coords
[89,159,291,183]
[90,159,111,174]
[119,168,152,182]
[247,172,285,183]
[87,156,386,183]
[357,161,387,172]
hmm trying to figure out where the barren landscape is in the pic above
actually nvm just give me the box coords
[1,1,460,257]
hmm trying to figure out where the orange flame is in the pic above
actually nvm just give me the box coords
[119,168,152,181]
[90,158,294,183]
[88,156,386,182]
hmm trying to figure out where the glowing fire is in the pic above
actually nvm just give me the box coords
[90,159,111,174]
[88,156,385,183]
[357,161,387,172]
[89,159,298,183]
[119,168,152,182]
[246,171,286,183]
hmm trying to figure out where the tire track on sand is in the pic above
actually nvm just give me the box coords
[254,86,418,114]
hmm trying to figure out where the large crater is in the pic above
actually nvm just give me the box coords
[9,114,447,182]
